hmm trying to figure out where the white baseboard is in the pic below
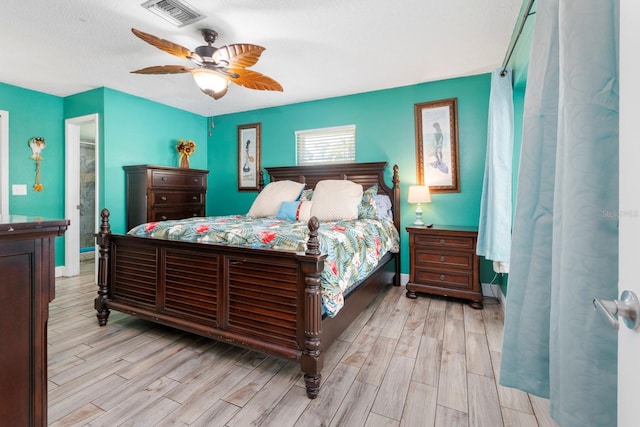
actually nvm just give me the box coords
[482,282,506,311]
[400,273,409,286]
[55,266,65,278]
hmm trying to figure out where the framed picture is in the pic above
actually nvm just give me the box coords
[237,122,262,191]
[414,98,460,193]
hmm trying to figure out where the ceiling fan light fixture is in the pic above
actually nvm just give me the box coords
[191,69,229,93]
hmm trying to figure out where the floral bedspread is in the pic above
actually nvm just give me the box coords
[128,216,400,317]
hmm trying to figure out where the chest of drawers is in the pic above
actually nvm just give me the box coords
[124,165,209,230]
[406,225,482,309]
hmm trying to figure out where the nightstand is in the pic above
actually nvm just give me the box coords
[405,225,482,309]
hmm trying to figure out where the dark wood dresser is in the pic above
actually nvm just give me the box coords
[0,216,69,426]
[124,165,209,230]
[406,225,482,308]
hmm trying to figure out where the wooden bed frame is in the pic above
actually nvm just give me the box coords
[94,161,400,398]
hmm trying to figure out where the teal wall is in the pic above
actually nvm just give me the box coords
[99,88,207,234]
[3,72,524,279]
[1,82,66,265]
[3,83,207,266]
[207,74,492,274]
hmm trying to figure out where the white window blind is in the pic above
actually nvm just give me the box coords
[295,125,356,165]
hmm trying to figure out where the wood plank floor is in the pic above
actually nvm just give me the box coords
[48,261,559,427]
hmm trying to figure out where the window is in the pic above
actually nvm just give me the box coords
[295,124,356,165]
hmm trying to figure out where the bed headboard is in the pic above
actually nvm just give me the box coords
[265,162,401,232]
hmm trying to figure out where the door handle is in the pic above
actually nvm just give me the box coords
[593,290,640,331]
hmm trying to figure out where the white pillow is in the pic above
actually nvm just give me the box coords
[247,180,305,217]
[310,180,363,221]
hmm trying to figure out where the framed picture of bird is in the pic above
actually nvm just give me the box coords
[414,98,460,193]
[237,122,261,191]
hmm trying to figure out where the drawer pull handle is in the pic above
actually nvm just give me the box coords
[192,196,198,201]
[440,256,445,262]
[161,196,167,201]
[192,213,198,217]
[192,178,198,183]
[439,239,446,245]
[161,215,167,220]
[440,274,446,281]
[161,176,167,181]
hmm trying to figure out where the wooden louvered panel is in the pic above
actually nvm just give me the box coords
[112,243,157,307]
[163,250,219,324]
[227,256,299,349]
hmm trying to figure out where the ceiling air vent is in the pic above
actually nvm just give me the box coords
[141,0,205,27]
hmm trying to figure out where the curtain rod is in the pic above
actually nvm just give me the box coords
[500,0,536,76]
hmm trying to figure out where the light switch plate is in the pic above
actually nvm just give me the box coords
[12,184,27,195]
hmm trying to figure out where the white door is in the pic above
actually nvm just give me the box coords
[618,1,638,424]
[64,114,99,277]
[0,110,9,218]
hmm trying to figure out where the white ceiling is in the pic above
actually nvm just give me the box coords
[0,0,522,117]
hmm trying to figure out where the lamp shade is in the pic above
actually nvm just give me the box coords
[191,69,229,93]
[408,185,431,204]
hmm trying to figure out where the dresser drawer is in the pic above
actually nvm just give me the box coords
[151,208,204,222]
[414,234,475,251]
[151,170,206,188]
[414,249,474,271]
[151,191,203,205]
[413,268,474,290]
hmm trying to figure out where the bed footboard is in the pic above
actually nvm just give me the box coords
[94,209,328,398]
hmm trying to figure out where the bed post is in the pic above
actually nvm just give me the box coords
[300,216,325,399]
[94,208,111,326]
[392,164,401,286]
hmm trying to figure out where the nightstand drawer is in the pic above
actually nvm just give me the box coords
[414,268,474,289]
[152,171,205,188]
[414,234,475,250]
[414,249,473,270]
[152,192,203,205]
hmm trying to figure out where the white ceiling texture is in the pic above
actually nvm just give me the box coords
[0,0,522,117]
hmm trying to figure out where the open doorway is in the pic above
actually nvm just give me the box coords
[65,114,99,277]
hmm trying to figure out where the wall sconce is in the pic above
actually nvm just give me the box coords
[28,137,46,192]
[408,185,431,226]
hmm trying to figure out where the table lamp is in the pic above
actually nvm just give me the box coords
[408,185,431,226]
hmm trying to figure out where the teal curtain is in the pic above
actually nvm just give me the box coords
[477,67,514,269]
[500,0,619,426]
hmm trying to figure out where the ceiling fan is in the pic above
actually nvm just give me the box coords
[130,28,283,100]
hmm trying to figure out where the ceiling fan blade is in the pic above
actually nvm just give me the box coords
[214,44,265,69]
[131,65,193,74]
[227,68,283,92]
[131,28,200,62]
[201,85,229,100]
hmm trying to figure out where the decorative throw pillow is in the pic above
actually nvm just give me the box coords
[375,194,393,221]
[298,188,314,201]
[358,184,379,219]
[247,180,305,218]
[276,200,313,221]
[310,180,363,221]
